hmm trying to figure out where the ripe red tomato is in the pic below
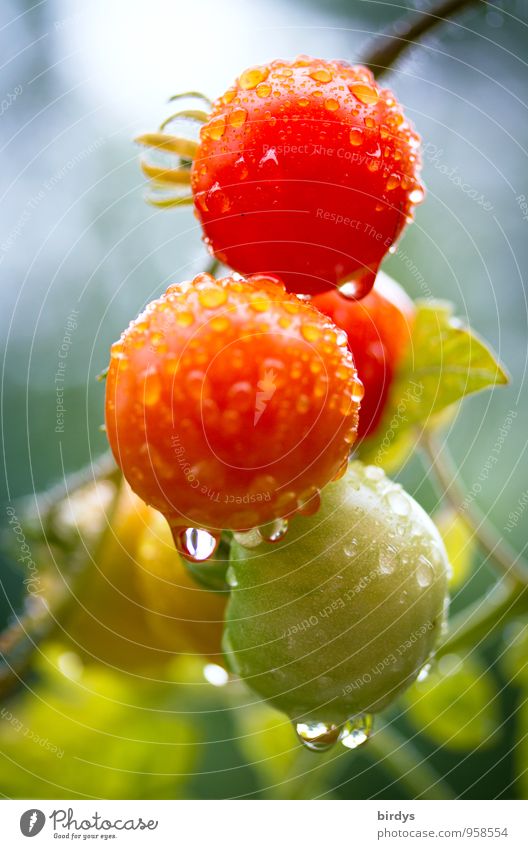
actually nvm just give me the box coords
[192,57,423,297]
[105,272,361,536]
[312,272,414,438]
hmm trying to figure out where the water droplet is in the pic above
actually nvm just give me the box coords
[349,127,363,146]
[340,714,373,749]
[301,324,321,343]
[409,187,425,204]
[234,156,249,180]
[233,528,263,549]
[338,281,361,298]
[260,518,289,543]
[386,173,401,191]
[309,68,333,83]
[351,379,365,403]
[225,565,238,588]
[203,115,226,141]
[386,488,410,517]
[297,487,321,517]
[344,537,358,557]
[256,82,272,98]
[228,106,247,128]
[207,182,231,214]
[365,465,384,482]
[338,266,377,299]
[239,66,268,90]
[210,315,230,333]
[176,310,194,327]
[416,555,434,588]
[198,287,227,309]
[379,546,396,575]
[349,83,379,105]
[324,98,339,112]
[295,721,341,752]
[173,527,220,562]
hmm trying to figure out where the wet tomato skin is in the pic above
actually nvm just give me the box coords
[312,272,415,438]
[192,57,423,297]
[225,461,450,725]
[105,272,361,533]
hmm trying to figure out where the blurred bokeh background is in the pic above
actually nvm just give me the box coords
[1,0,527,799]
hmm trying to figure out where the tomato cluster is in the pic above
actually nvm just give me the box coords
[103,57,449,741]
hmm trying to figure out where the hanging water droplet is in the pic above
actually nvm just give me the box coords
[295,721,342,752]
[297,487,321,517]
[338,280,361,299]
[340,714,373,749]
[338,266,377,300]
[260,518,289,543]
[172,527,220,562]
[233,528,263,549]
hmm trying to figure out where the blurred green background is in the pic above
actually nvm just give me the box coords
[1,0,527,799]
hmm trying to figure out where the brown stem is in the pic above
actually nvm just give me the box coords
[0,474,123,699]
[361,0,482,77]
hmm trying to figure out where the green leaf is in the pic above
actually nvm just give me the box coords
[403,653,500,751]
[358,299,508,468]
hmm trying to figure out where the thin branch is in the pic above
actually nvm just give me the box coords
[422,431,528,586]
[438,580,528,657]
[361,0,482,77]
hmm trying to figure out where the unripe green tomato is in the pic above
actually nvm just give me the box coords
[225,462,450,726]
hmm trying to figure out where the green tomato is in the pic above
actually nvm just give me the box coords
[224,462,450,729]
